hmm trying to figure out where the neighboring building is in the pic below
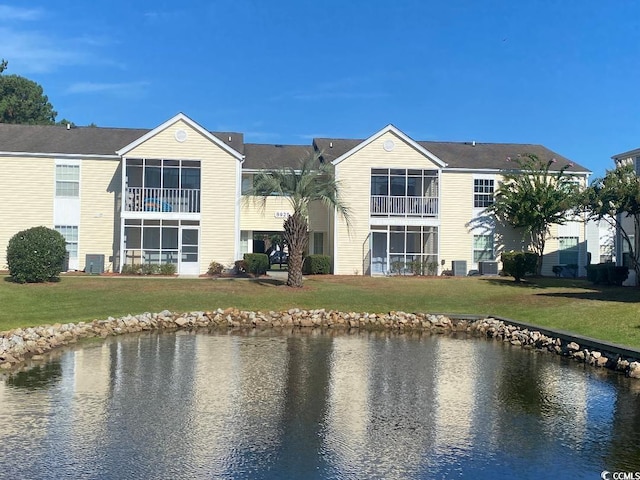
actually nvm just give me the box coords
[0,113,591,276]
[610,148,640,285]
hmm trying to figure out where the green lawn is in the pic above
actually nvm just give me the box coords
[2,274,640,348]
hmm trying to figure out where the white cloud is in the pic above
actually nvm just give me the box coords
[0,5,43,21]
[272,76,389,102]
[65,81,150,96]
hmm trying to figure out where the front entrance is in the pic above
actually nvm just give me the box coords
[179,227,199,275]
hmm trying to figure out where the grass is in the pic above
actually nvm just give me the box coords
[2,274,640,348]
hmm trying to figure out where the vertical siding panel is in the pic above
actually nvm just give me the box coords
[79,159,121,271]
[0,157,54,268]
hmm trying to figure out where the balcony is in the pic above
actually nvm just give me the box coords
[370,195,438,217]
[125,187,200,213]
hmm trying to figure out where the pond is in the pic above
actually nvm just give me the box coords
[0,329,639,479]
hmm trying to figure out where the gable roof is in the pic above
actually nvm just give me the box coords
[0,115,588,174]
[115,113,243,160]
[243,143,312,170]
[419,141,587,173]
[314,137,589,173]
[0,120,243,158]
[323,124,447,168]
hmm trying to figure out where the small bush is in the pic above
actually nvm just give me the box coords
[303,255,331,274]
[159,263,177,275]
[243,253,269,276]
[7,226,67,283]
[501,251,537,282]
[207,261,224,276]
[140,263,160,275]
[121,264,142,275]
[586,263,628,286]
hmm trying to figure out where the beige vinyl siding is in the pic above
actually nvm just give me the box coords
[0,157,54,269]
[334,131,441,275]
[240,197,294,231]
[79,159,120,272]
[439,172,474,271]
[127,119,238,273]
[241,198,330,233]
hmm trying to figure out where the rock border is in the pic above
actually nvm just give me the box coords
[1,309,640,378]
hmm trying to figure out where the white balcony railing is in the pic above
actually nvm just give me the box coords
[125,187,200,213]
[370,195,438,217]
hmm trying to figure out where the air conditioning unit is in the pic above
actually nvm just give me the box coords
[479,261,499,275]
[85,254,105,274]
[451,260,467,277]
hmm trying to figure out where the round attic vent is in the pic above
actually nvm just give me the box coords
[383,139,395,152]
[175,129,188,143]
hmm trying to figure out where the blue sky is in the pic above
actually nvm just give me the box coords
[1,1,639,178]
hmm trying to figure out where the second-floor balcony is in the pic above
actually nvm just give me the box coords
[125,187,200,213]
[370,195,438,217]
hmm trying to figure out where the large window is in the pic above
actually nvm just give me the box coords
[473,178,494,208]
[371,169,439,217]
[55,225,78,259]
[473,234,494,262]
[123,219,186,265]
[125,159,201,213]
[558,236,579,265]
[56,164,80,197]
[371,225,438,275]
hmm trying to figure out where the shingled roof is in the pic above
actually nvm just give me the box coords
[0,123,244,156]
[314,137,588,173]
[0,121,588,174]
[243,143,313,170]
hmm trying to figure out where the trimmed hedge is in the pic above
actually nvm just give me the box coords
[6,226,67,283]
[501,251,537,282]
[303,255,331,274]
[585,263,629,286]
[243,253,269,276]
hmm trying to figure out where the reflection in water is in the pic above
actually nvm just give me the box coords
[0,330,639,479]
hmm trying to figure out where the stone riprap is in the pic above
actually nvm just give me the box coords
[1,309,639,379]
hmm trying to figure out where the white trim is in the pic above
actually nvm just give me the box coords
[234,157,245,260]
[115,112,244,160]
[331,124,448,168]
[445,167,591,176]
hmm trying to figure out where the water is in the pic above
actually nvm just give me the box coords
[1,329,639,479]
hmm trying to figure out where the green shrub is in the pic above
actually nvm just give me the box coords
[121,264,142,275]
[501,251,537,282]
[586,263,628,286]
[140,263,160,275]
[243,253,269,276]
[159,263,177,275]
[303,255,331,274]
[207,261,224,276]
[408,259,439,276]
[6,226,67,283]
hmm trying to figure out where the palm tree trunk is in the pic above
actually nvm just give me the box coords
[284,212,309,287]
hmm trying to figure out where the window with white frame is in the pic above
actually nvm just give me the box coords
[473,234,494,262]
[55,164,80,197]
[55,225,78,259]
[558,236,579,265]
[473,179,494,208]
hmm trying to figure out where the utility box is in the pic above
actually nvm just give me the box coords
[85,254,105,274]
[479,261,499,275]
[452,260,467,277]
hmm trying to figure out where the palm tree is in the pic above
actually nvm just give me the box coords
[248,151,350,287]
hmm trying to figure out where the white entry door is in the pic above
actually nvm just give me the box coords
[179,227,200,275]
